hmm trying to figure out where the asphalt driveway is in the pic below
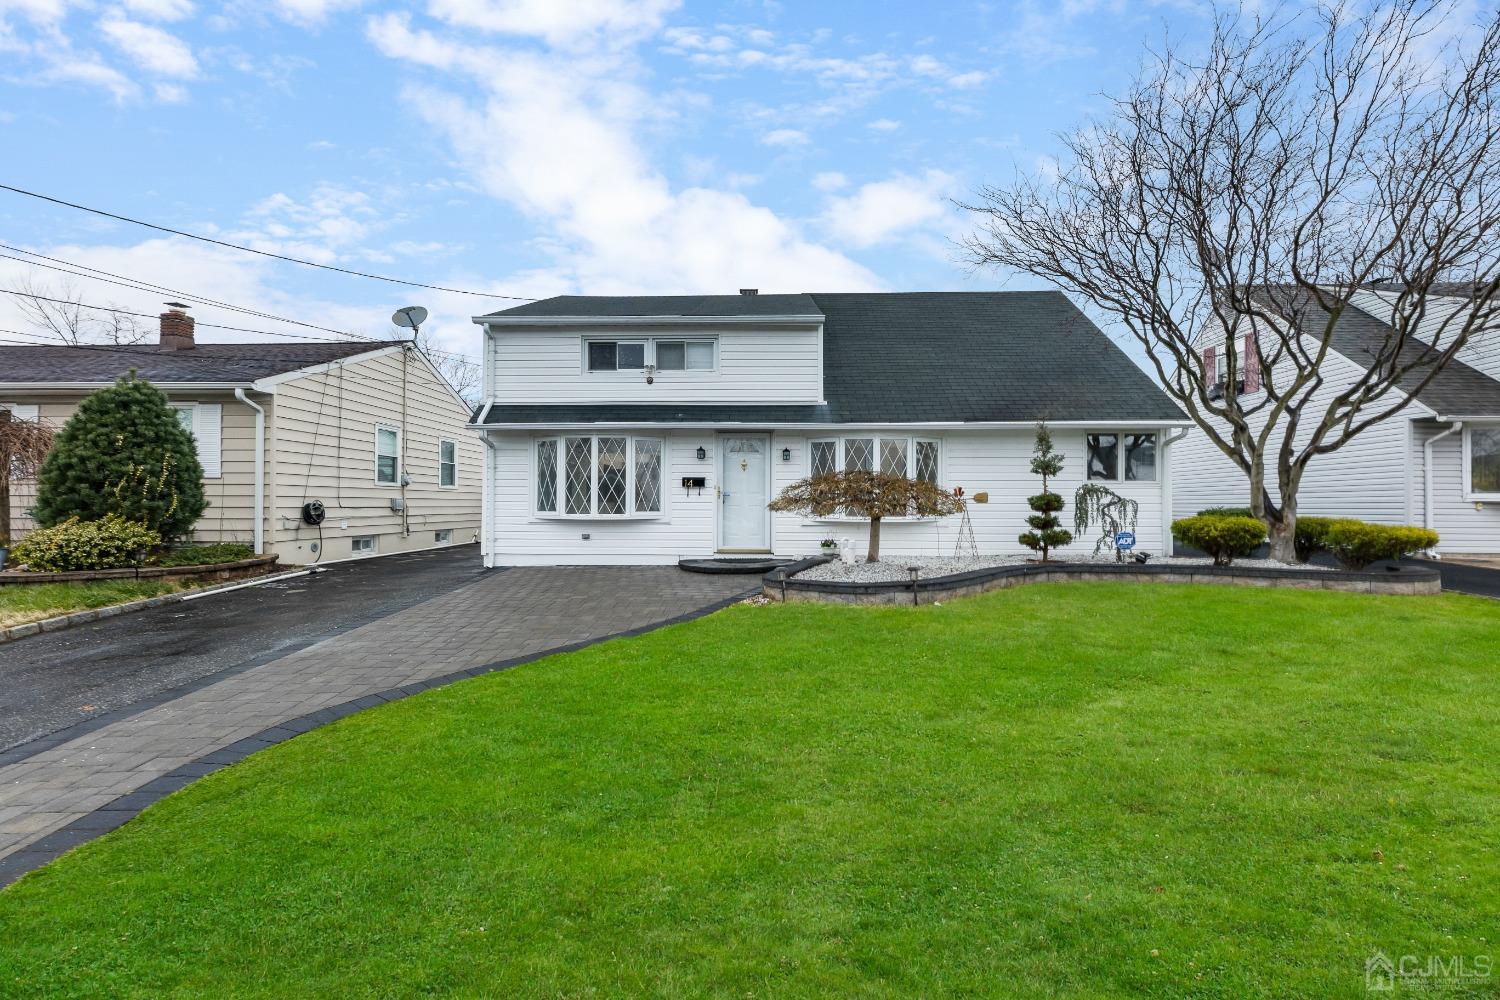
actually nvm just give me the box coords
[0,545,489,753]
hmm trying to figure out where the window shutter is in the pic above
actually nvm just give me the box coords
[1202,346,1217,385]
[194,403,222,478]
[1243,333,1261,392]
[2,404,39,422]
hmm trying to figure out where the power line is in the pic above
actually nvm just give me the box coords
[0,248,374,342]
[0,182,535,301]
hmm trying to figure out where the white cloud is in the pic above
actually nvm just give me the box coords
[366,12,880,294]
[947,70,987,89]
[866,117,901,131]
[270,0,366,27]
[760,127,808,147]
[97,15,197,77]
[811,171,847,192]
[427,0,681,46]
[822,170,956,248]
[120,0,193,21]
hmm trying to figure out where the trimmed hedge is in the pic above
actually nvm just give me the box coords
[1197,506,1255,519]
[1294,515,1337,563]
[9,516,161,572]
[155,543,255,567]
[1171,515,1267,566]
[1323,521,1439,570]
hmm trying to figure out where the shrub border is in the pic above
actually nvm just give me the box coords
[763,558,1442,605]
[0,554,277,586]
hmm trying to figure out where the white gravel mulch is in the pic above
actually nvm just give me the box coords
[795,553,1332,583]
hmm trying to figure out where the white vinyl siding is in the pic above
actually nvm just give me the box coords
[489,324,823,403]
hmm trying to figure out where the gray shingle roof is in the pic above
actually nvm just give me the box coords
[480,293,820,319]
[478,291,1185,425]
[0,341,383,384]
[1269,288,1500,416]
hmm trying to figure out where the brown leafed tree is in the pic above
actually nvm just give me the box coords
[962,1,1500,562]
[0,408,54,546]
[388,327,483,407]
[768,471,966,562]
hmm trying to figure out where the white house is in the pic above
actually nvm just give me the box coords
[1171,285,1500,555]
[469,291,1189,566]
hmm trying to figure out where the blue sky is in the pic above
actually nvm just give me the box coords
[0,0,1218,362]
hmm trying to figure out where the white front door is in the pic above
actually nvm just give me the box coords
[719,435,769,551]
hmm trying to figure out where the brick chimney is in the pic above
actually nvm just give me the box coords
[159,302,195,351]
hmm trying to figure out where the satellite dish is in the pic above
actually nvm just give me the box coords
[392,305,428,330]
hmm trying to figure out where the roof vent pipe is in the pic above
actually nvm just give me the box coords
[739,288,758,296]
[159,302,195,351]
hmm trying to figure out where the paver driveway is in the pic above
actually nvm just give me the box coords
[0,566,755,886]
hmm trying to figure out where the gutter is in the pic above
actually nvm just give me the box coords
[479,432,502,569]
[466,418,1198,431]
[473,314,826,327]
[234,388,266,555]
[1423,420,1463,551]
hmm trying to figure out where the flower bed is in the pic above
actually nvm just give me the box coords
[0,554,280,587]
[765,556,1438,605]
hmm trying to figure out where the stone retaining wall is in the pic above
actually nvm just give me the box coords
[0,555,280,587]
[763,559,1441,606]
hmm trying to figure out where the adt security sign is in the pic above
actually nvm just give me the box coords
[1115,531,1137,551]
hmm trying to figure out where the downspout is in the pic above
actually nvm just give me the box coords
[480,431,499,569]
[235,388,265,555]
[1158,427,1190,556]
[1423,420,1462,555]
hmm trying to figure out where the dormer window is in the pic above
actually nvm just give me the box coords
[583,337,717,373]
[587,340,646,371]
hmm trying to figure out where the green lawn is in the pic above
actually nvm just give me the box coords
[1,584,1496,998]
[0,580,186,629]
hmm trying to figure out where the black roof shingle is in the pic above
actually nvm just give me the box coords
[478,291,1185,425]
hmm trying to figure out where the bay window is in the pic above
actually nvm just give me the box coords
[536,435,664,517]
[808,437,941,485]
[1086,431,1157,482]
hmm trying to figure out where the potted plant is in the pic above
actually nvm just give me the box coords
[818,537,839,556]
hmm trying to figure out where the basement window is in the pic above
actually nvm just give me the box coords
[351,536,376,555]
[434,529,453,544]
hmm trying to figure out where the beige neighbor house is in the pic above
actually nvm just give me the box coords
[1,305,482,564]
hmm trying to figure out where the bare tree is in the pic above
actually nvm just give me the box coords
[962,1,1500,562]
[11,276,148,345]
[387,326,482,407]
[0,408,54,546]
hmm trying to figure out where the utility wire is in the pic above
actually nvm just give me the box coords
[0,182,536,301]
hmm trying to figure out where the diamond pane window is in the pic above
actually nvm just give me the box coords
[810,440,837,478]
[915,440,939,484]
[880,438,907,477]
[597,436,628,515]
[634,439,662,512]
[565,437,592,514]
[536,439,558,512]
[844,438,874,472]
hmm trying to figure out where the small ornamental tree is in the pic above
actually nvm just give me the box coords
[1019,422,1072,561]
[768,471,965,563]
[0,408,54,545]
[34,374,206,540]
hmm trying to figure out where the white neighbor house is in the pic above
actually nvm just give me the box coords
[1172,286,1500,555]
[469,291,1189,566]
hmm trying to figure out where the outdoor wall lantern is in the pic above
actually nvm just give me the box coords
[782,447,792,462]
[696,446,707,461]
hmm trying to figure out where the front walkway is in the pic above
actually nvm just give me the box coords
[0,567,753,886]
